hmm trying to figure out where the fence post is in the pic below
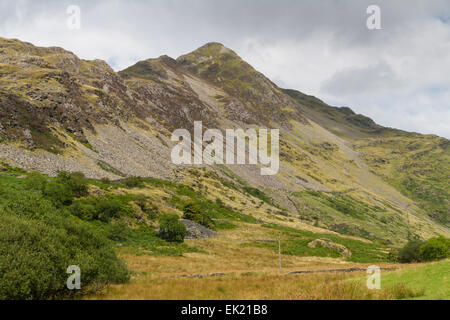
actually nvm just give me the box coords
[278,233,282,275]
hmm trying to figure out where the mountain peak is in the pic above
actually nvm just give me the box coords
[176,42,308,126]
[193,41,230,52]
[201,41,226,48]
[195,42,234,55]
[176,42,238,68]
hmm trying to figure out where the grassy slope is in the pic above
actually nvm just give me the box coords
[0,164,391,261]
[355,135,450,227]
[284,88,450,229]
[2,164,447,300]
[380,260,449,300]
[282,88,386,139]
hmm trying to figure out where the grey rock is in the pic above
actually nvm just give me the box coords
[308,238,352,258]
[181,219,218,240]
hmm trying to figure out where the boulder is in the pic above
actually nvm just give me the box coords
[181,219,218,240]
[308,238,352,258]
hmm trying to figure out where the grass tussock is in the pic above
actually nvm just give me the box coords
[389,283,425,300]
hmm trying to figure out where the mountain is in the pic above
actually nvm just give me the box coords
[284,88,450,227]
[282,89,384,139]
[0,37,448,243]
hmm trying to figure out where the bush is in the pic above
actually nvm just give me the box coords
[387,248,399,262]
[108,221,129,241]
[397,240,425,263]
[183,201,214,229]
[243,186,273,205]
[57,171,89,198]
[42,181,74,207]
[24,171,48,191]
[70,201,96,221]
[0,170,132,299]
[420,237,450,262]
[158,214,186,243]
[134,195,158,218]
[70,197,124,222]
[95,198,122,222]
[123,176,144,188]
[100,177,111,184]
[0,207,129,299]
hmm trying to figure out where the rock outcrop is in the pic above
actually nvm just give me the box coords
[308,238,352,258]
[181,219,218,240]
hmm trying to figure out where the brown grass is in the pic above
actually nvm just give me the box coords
[88,272,420,300]
[112,221,393,277]
[86,221,412,300]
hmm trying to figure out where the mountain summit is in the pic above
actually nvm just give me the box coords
[177,42,307,126]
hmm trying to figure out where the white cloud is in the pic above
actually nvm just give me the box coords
[238,18,450,138]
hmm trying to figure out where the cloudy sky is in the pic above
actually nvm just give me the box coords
[1,0,450,138]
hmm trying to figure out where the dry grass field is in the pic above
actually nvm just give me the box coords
[87,223,423,300]
[88,253,422,300]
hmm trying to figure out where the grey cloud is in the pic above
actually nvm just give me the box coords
[0,0,449,138]
[321,62,401,96]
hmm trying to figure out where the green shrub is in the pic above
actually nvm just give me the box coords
[95,198,123,222]
[23,171,88,206]
[397,240,425,263]
[387,248,399,262]
[100,177,111,184]
[420,237,450,261]
[108,221,129,241]
[70,197,124,222]
[56,171,89,198]
[182,201,214,229]
[0,171,133,300]
[158,214,186,243]
[123,176,145,188]
[0,209,129,300]
[24,171,48,191]
[215,198,225,207]
[243,186,273,205]
[42,181,74,207]
[70,201,96,221]
[134,194,158,218]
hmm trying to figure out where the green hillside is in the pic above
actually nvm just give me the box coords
[381,260,450,300]
[284,88,450,228]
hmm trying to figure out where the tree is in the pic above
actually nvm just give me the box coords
[397,240,425,263]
